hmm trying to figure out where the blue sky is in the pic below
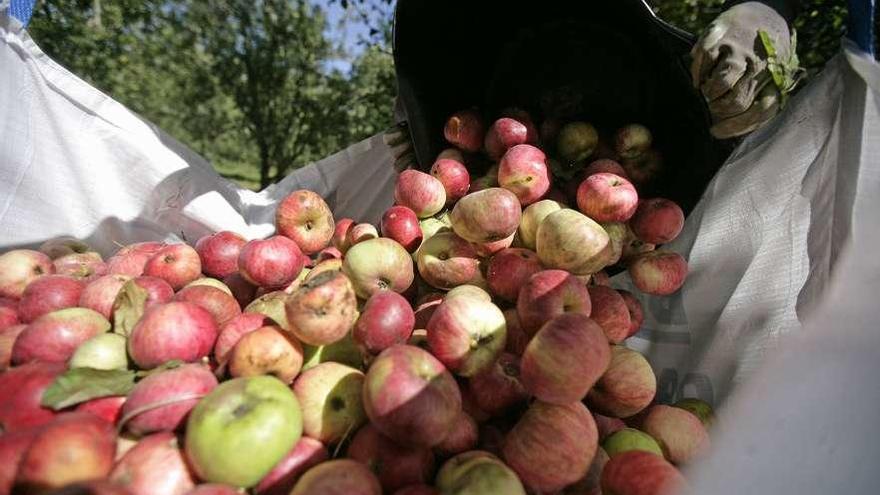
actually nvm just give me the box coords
[315,0,394,74]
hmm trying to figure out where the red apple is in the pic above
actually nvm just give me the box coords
[0,324,26,371]
[586,286,632,343]
[392,485,438,495]
[520,313,611,404]
[614,124,653,159]
[430,158,470,205]
[347,424,436,492]
[362,345,462,447]
[415,231,480,290]
[557,122,598,163]
[254,437,329,495]
[354,291,415,354]
[316,246,342,262]
[174,285,242,328]
[617,290,644,338]
[0,428,38,495]
[450,188,522,244]
[502,309,530,356]
[79,274,131,320]
[444,109,485,153]
[0,249,54,299]
[0,361,65,430]
[435,450,525,494]
[332,218,356,253]
[214,312,272,367]
[586,345,656,418]
[516,269,591,335]
[39,236,91,259]
[185,485,240,495]
[76,396,126,425]
[109,432,197,495]
[303,259,341,284]
[629,199,685,245]
[518,199,564,250]
[628,251,687,295]
[349,223,379,246]
[15,412,117,492]
[426,295,507,377]
[584,159,627,178]
[285,271,357,346]
[621,149,663,189]
[0,297,19,331]
[435,411,479,457]
[223,272,258,308]
[484,117,530,160]
[53,252,107,280]
[577,173,639,223]
[594,413,628,442]
[500,108,539,142]
[536,209,611,275]
[196,231,247,278]
[106,242,165,277]
[276,190,335,255]
[413,293,443,330]
[143,244,202,290]
[13,307,110,365]
[436,148,465,162]
[228,325,304,384]
[640,405,710,465]
[289,459,382,495]
[381,206,423,253]
[471,233,514,258]
[503,401,598,492]
[467,352,529,417]
[498,144,551,206]
[600,450,686,495]
[342,238,414,299]
[17,275,83,323]
[128,302,218,369]
[122,363,218,435]
[239,236,304,289]
[486,248,543,302]
[132,275,175,306]
[395,170,446,219]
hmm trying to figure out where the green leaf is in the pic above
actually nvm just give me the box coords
[112,279,149,337]
[41,368,137,410]
[134,359,185,378]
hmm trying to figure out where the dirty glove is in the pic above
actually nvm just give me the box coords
[691,2,799,139]
[383,121,417,173]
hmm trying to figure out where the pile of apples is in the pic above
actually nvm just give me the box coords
[0,107,710,495]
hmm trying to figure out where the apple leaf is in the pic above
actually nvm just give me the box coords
[134,359,184,378]
[41,368,137,410]
[112,279,149,337]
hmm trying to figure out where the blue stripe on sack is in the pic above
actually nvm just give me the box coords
[847,0,876,55]
[9,0,35,26]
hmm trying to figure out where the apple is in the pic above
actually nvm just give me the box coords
[0,249,54,299]
[415,231,481,290]
[630,198,685,245]
[620,149,663,189]
[518,199,564,250]
[536,209,610,275]
[486,248,542,302]
[413,293,443,330]
[430,158,470,204]
[484,117,529,160]
[516,269,591,335]
[0,361,65,430]
[39,236,91,259]
[640,405,710,465]
[69,332,128,370]
[363,345,462,447]
[469,165,499,193]
[444,109,485,153]
[594,413,627,442]
[584,158,628,178]
[520,313,611,404]
[290,459,382,495]
[614,124,653,159]
[109,432,197,495]
[276,190,335,255]
[436,412,479,457]
[628,251,688,295]
[426,295,506,377]
[503,401,598,492]
[303,258,341,283]
[586,345,656,418]
[471,233,515,258]
[143,244,202,290]
[600,450,686,495]
[500,108,539,142]
[16,274,83,323]
[128,275,175,308]
[254,437,328,495]
[53,252,107,280]
[502,309,530,356]
[244,290,290,329]
[0,324,26,371]
[301,331,364,372]
[174,285,242,328]
[672,398,714,429]
[392,485,439,495]
[106,242,165,277]
[342,238,414,299]
[316,246,342,262]
[196,231,248,278]
[466,352,529,417]
[214,313,272,367]
[600,222,628,266]
[122,363,217,436]
[381,206,423,253]
[15,412,117,491]
[0,428,38,495]
[394,170,447,219]
[13,307,111,365]
[185,485,241,495]
[239,236,305,289]
[292,362,366,444]
[0,297,19,330]
[435,450,525,495]
[347,423,436,491]
[228,325,304,384]
[603,428,663,458]
[128,302,218,369]
[576,173,639,223]
[498,144,551,206]
[437,148,465,162]
[185,376,303,487]
[185,277,233,294]
[75,396,126,424]
[586,286,632,343]
[332,218,356,253]
[557,122,598,163]
[78,274,131,320]
[223,272,258,308]
[621,228,656,265]
[354,290,415,354]
[349,223,379,246]
[617,290,644,338]
[450,188,522,244]
[41,480,133,495]
[285,271,357,346]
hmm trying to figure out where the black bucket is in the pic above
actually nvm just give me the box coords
[392,0,732,214]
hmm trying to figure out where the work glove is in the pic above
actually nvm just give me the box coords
[691,2,800,139]
[383,121,417,173]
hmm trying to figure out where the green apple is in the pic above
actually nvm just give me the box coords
[185,376,303,488]
[244,291,290,330]
[602,427,663,457]
[673,398,715,429]
[436,450,526,495]
[292,362,366,445]
[69,332,128,370]
[301,331,364,372]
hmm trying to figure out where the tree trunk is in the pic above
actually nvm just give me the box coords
[258,139,271,190]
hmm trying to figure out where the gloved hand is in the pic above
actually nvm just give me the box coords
[691,2,796,139]
[383,121,417,173]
